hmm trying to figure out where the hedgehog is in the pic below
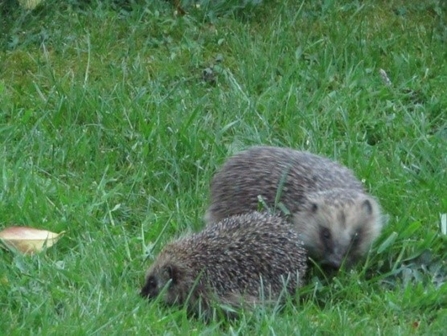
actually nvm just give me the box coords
[204,146,385,269]
[140,212,307,320]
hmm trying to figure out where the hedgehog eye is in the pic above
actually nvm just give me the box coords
[147,275,157,289]
[351,232,360,245]
[321,227,331,241]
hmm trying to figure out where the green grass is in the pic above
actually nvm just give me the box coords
[1,0,447,334]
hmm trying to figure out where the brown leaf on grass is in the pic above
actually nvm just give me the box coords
[0,226,65,255]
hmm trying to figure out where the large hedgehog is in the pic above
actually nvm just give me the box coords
[140,212,307,319]
[205,146,384,269]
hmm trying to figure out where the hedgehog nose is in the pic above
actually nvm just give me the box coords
[325,254,343,269]
[140,285,157,299]
[140,285,151,298]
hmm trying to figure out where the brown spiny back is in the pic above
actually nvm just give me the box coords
[205,146,364,224]
[141,212,307,319]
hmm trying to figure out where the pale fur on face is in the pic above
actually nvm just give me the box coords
[292,188,384,269]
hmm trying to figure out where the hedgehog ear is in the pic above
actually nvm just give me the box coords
[163,264,179,285]
[361,199,373,215]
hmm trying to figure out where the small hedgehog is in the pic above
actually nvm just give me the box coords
[205,146,385,269]
[140,212,307,319]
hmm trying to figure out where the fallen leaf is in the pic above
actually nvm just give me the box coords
[0,226,65,255]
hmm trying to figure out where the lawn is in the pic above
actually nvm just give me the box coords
[1,0,447,334]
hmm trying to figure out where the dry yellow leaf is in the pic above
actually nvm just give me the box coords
[0,226,65,255]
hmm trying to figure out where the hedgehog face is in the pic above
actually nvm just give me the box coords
[293,193,383,269]
[316,215,364,269]
[140,274,160,299]
[140,259,184,306]
[140,266,172,299]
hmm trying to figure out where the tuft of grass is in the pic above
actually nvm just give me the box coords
[1,0,447,334]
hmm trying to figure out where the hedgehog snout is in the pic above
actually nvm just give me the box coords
[140,275,159,299]
[324,244,352,269]
[324,253,343,269]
